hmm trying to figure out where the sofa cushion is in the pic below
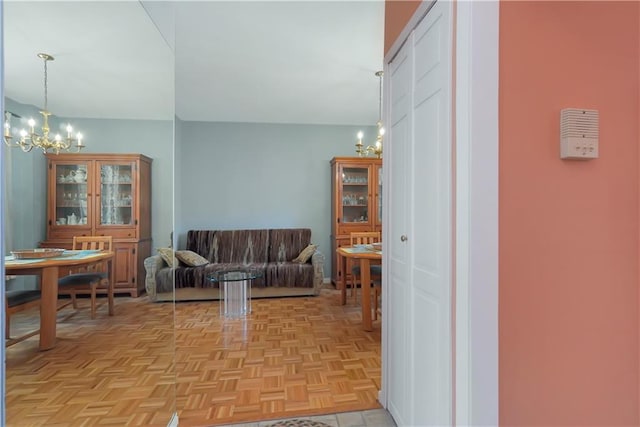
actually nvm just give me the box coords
[186,230,217,260]
[157,248,178,268]
[265,262,314,288]
[292,244,317,263]
[268,228,312,262]
[175,250,209,267]
[209,230,269,264]
[157,262,268,292]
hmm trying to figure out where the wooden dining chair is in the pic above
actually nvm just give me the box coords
[58,235,114,319]
[5,289,41,346]
[348,231,382,304]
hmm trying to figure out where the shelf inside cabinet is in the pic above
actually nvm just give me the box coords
[57,203,88,208]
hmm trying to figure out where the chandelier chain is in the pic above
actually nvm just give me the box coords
[43,57,48,111]
[378,72,383,122]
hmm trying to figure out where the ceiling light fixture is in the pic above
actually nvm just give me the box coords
[355,70,384,158]
[3,53,85,154]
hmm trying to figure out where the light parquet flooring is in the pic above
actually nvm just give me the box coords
[6,298,176,426]
[6,289,381,426]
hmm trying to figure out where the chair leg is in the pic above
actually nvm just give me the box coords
[350,275,356,302]
[373,286,381,320]
[71,291,78,309]
[372,286,377,321]
[107,279,114,316]
[90,284,97,320]
[351,273,360,303]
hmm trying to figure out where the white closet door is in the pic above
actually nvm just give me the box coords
[386,0,453,425]
[387,35,413,427]
[410,1,453,424]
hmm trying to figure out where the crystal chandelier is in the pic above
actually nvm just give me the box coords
[355,70,384,158]
[3,53,85,154]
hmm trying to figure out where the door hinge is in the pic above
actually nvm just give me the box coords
[337,218,341,223]
[133,248,136,255]
[135,219,138,225]
[48,220,52,226]
[48,163,52,170]
[132,277,135,283]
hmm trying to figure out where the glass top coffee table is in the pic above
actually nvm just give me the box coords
[207,268,263,318]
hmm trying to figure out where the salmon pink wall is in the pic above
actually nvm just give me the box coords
[500,1,639,424]
[384,0,420,54]
[384,0,640,424]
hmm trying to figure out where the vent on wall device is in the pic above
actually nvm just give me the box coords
[560,108,599,160]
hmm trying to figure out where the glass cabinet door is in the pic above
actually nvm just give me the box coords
[339,165,370,225]
[98,162,135,226]
[53,162,90,227]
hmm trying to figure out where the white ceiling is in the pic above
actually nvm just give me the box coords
[4,1,385,126]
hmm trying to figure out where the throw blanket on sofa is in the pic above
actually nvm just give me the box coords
[145,228,324,300]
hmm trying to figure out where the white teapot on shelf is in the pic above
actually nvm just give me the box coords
[71,169,86,183]
[67,213,78,225]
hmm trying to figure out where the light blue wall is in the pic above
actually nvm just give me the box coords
[4,98,48,290]
[174,116,183,248]
[177,121,375,278]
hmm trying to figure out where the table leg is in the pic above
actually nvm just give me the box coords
[108,259,115,316]
[340,252,347,305]
[361,258,372,331]
[40,266,59,351]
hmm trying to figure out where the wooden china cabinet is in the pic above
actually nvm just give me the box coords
[330,157,382,286]
[41,153,152,297]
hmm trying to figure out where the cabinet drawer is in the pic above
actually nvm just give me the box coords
[337,223,372,236]
[48,226,92,240]
[94,227,137,239]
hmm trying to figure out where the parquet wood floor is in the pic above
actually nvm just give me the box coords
[6,289,381,426]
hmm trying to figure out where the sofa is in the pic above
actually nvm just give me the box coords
[144,228,324,301]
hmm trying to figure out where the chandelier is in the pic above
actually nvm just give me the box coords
[355,70,384,158]
[3,53,85,154]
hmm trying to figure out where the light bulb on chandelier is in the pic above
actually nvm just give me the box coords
[4,53,85,154]
[355,70,384,159]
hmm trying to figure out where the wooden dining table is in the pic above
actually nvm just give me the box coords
[336,246,382,331]
[4,250,114,350]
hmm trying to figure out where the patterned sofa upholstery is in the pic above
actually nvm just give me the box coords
[144,228,324,301]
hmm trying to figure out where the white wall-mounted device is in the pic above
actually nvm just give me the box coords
[560,108,599,160]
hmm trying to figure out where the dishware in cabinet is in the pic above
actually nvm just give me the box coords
[96,161,137,237]
[43,153,152,297]
[51,160,92,230]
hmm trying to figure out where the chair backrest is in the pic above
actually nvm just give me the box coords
[350,231,381,246]
[71,236,112,273]
[72,235,112,251]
